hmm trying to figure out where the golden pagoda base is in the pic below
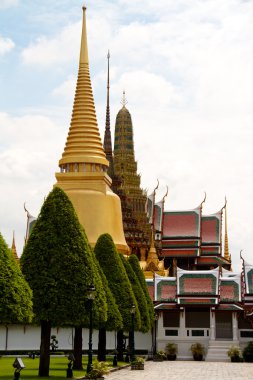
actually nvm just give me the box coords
[55,171,129,254]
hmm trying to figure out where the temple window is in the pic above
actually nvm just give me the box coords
[163,310,180,327]
[185,308,210,328]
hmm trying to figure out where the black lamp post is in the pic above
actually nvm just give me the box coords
[130,304,136,362]
[86,284,96,374]
[13,358,25,380]
[66,353,75,378]
[153,313,159,356]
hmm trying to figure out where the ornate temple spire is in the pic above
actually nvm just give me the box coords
[11,231,19,263]
[55,7,128,254]
[146,230,159,271]
[103,50,114,176]
[114,93,135,167]
[224,199,230,261]
[59,6,108,170]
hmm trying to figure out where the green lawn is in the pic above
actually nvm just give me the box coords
[0,356,124,380]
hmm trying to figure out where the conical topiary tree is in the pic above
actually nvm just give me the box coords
[96,262,123,361]
[21,187,107,376]
[119,254,150,333]
[128,254,154,327]
[73,241,108,370]
[94,234,141,360]
[0,233,33,325]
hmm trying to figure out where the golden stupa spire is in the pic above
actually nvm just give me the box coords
[224,198,230,261]
[11,231,19,263]
[59,6,108,170]
[55,7,128,254]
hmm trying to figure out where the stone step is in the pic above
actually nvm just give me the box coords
[205,340,238,362]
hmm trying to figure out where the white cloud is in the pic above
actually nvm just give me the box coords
[52,75,76,100]
[0,35,14,55]
[0,111,65,255]
[21,22,81,66]
[0,0,18,9]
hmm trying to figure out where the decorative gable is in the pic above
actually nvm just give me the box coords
[244,261,253,295]
[220,277,241,302]
[177,267,219,296]
[163,209,201,238]
[201,211,222,256]
[154,274,177,302]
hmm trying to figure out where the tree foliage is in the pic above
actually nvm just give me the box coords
[94,233,141,331]
[119,254,150,333]
[0,233,33,324]
[128,254,154,327]
[96,263,123,331]
[21,187,107,327]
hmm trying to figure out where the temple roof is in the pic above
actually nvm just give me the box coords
[243,260,253,294]
[146,263,248,307]
[155,277,177,302]
[177,267,219,296]
[201,211,222,245]
[163,208,201,239]
[220,277,241,302]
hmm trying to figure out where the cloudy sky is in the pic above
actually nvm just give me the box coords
[0,0,253,271]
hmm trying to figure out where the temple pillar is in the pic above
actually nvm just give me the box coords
[232,312,238,341]
[210,309,215,340]
[179,307,186,338]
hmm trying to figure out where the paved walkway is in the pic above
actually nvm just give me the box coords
[106,361,253,380]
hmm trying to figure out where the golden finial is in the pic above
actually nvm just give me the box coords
[11,231,19,263]
[121,90,128,107]
[80,5,89,65]
[154,179,159,193]
[201,191,206,208]
[163,185,168,202]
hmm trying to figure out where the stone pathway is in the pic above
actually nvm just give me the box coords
[106,361,253,380]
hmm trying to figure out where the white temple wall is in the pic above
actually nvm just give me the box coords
[0,325,152,352]
[156,309,209,359]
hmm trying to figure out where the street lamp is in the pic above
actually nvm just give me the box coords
[13,358,25,380]
[86,284,96,374]
[153,313,159,356]
[66,353,75,378]
[130,304,136,362]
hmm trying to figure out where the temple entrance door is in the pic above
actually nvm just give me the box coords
[215,312,232,339]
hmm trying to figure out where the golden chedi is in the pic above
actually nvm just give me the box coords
[55,7,128,253]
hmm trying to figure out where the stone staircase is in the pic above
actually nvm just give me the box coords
[205,340,238,362]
